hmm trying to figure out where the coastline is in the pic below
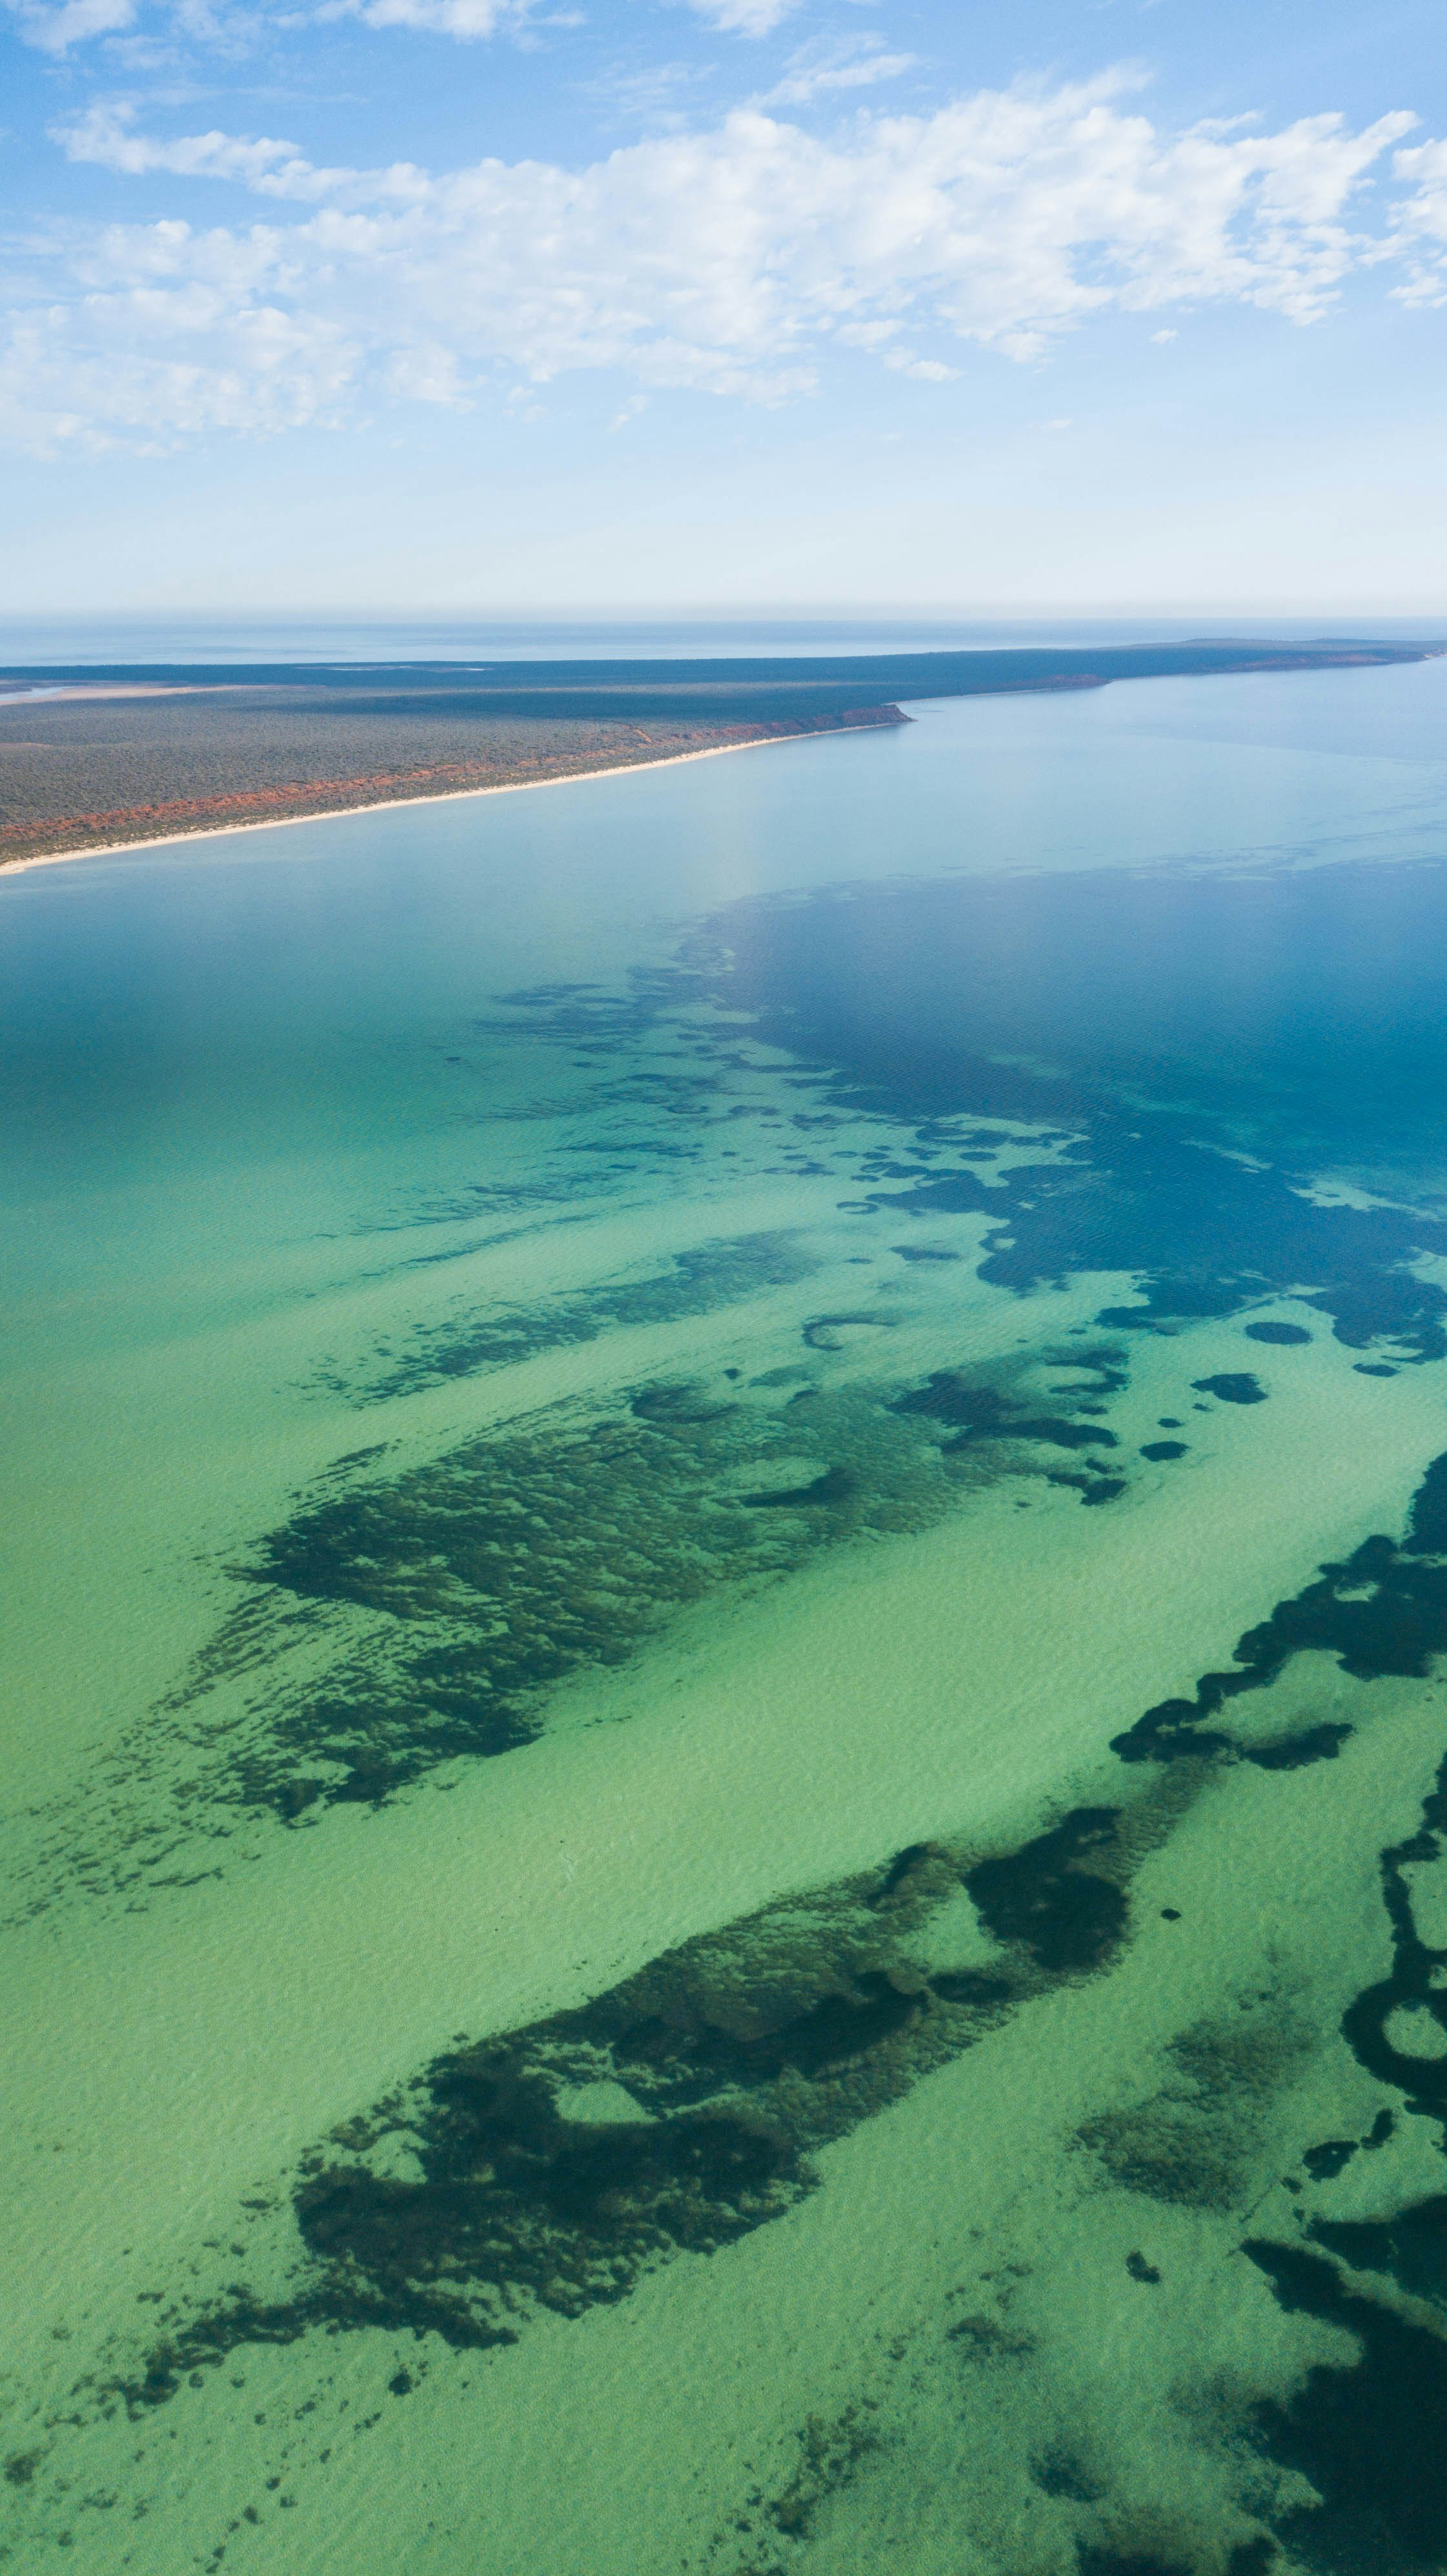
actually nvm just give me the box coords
[0,718,895,877]
[6,643,1441,880]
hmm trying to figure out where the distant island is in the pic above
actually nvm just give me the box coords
[1,639,1438,869]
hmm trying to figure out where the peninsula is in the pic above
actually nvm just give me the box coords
[0,638,1436,869]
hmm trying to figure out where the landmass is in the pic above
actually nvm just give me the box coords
[0,701,905,869]
[0,638,1438,869]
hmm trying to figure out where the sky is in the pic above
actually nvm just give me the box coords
[3,0,1446,618]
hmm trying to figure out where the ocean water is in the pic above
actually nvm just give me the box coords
[6,611,1447,666]
[3,660,1447,2573]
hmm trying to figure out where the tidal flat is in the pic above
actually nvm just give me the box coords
[3,659,1447,2573]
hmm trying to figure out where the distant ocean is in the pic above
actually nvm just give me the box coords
[5,609,1447,663]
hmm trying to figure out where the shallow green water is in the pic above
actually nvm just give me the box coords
[4,662,1447,2574]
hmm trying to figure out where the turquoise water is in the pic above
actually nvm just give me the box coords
[3,661,1447,2573]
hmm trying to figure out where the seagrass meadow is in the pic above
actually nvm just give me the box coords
[4,654,1447,2575]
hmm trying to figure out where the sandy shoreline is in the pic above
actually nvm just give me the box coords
[0,682,203,707]
[1,719,889,876]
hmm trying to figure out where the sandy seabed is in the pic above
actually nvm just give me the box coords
[5,670,1447,2575]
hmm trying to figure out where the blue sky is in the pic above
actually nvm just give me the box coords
[3,0,1446,615]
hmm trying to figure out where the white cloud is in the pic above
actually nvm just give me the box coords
[1395,134,1447,233]
[5,0,540,44]
[588,60,707,126]
[323,0,537,36]
[1386,136,1447,302]
[0,275,359,455]
[683,0,799,35]
[7,0,136,50]
[57,101,342,193]
[884,349,959,381]
[5,77,1436,454]
[760,37,916,110]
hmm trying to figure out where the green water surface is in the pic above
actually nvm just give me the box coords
[4,661,1447,2575]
